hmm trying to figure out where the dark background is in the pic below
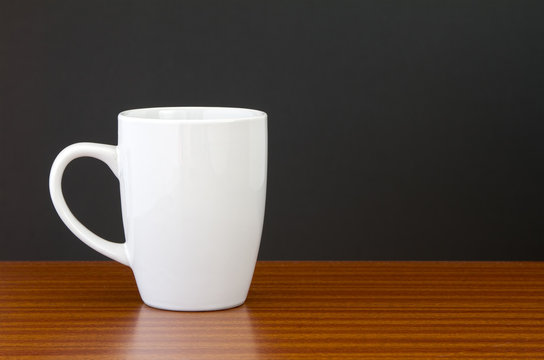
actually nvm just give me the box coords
[1,0,544,261]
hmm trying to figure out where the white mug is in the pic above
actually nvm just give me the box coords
[49,107,267,311]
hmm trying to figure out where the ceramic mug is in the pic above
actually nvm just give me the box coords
[49,107,267,311]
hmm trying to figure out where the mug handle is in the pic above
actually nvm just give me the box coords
[49,142,129,266]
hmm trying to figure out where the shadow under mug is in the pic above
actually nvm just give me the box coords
[49,107,267,311]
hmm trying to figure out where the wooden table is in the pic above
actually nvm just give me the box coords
[1,262,543,359]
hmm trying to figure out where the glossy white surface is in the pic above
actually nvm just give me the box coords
[50,107,267,311]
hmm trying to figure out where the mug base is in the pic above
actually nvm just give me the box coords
[141,299,246,312]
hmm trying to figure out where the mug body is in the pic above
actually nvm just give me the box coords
[118,107,267,311]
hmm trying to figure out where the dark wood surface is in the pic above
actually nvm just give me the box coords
[1,261,543,359]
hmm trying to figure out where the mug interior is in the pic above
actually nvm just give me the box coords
[120,107,265,121]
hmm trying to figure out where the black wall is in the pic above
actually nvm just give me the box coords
[2,0,544,260]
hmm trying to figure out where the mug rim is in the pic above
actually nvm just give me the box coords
[119,106,266,123]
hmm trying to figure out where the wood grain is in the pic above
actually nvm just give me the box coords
[0,261,543,359]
